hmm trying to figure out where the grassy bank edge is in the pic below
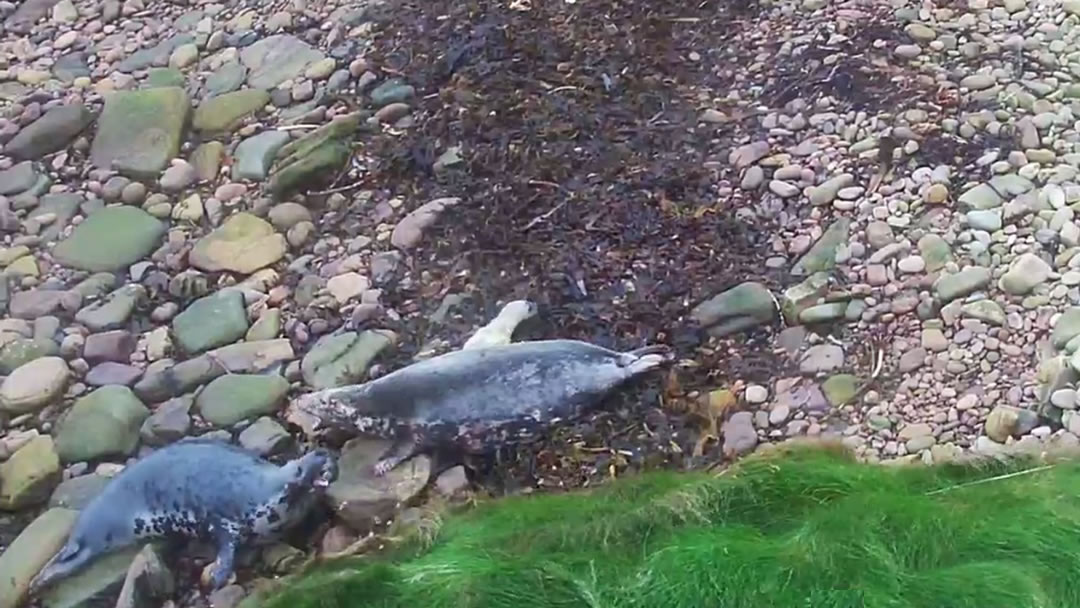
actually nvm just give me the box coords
[246,439,1080,608]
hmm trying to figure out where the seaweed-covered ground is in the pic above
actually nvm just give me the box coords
[340,0,927,486]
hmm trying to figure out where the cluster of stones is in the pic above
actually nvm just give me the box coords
[0,0,467,605]
[689,0,1080,466]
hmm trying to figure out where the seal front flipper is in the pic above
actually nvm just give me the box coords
[373,432,425,477]
[202,523,240,590]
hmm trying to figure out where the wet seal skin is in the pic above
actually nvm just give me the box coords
[27,439,337,594]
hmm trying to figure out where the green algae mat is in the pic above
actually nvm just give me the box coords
[255,443,1080,608]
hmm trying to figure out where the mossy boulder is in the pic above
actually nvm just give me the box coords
[89,87,190,178]
[52,206,166,272]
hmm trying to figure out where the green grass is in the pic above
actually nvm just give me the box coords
[255,441,1080,608]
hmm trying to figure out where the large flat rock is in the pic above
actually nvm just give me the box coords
[51,206,166,272]
[89,87,190,178]
[5,104,94,160]
[53,385,150,463]
[188,212,286,274]
[240,34,325,89]
[4,0,61,33]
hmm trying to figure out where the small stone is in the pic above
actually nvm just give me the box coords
[999,253,1052,295]
[301,330,397,389]
[369,79,416,107]
[898,347,926,372]
[768,180,800,198]
[85,362,143,386]
[729,141,770,169]
[985,405,1037,443]
[391,197,461,250]
[237,416,292,455]
[865,221,894,249]
[140,396,191,445]
[232,131,290,181]
[934,267,990,302]
[921,328,948,352]
[268,202,312,230]
[691,281,777,336]
[821,374,859,406]
[799,344,843,374]
[189,212,287,275]
[961,300,1006,326]
[0,356,68,414]
[287,221,314,248]
[83,330,135,364]
[897,255,925,274]
[919,234,953,272]
[168,43,198,69]
[172,290,249,354]
[1051,388,1077,409]
[5,104,93,161]
[191,141,225,182]
[374,102,411,124]
[192,89,270,133]
[924,183,948,204]
[159,160,197,192]
[196,374,289,427]
[246,309,281,341]
[960,73,995,91]
[0,435,60,509]
[721,411,758,457]
[791,218,850,276]
[327,273,369,305]
[966,209,1002,232]
[1052,307,1080,348]
[53,385,150,463]
[324,437,429,529]
[0,161,38,196]
[120,182,147,205]
[74,285,145,331]
[744,384,768,404]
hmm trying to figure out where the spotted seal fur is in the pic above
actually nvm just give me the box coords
[292,338,673,477]
[28,439,337,594]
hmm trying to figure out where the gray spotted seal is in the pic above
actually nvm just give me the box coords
[28,439,337,594]
[291,338,673,477]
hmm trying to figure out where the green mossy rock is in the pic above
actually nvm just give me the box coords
[52,206,166,272]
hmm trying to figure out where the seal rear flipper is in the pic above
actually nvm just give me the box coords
[617,344,674,373]
[202,525,240,590]
[28,540,89,594]
[373,432,425,477]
